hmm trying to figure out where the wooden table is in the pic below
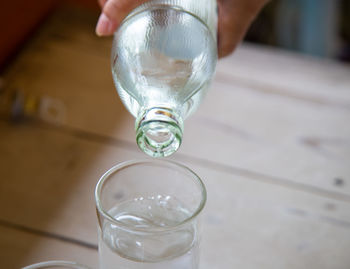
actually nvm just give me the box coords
[1,7,350,269]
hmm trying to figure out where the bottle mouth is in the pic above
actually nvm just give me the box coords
[136,108,183,157]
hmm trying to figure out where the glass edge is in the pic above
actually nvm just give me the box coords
[95,159,207,233]
[22,260,92,269]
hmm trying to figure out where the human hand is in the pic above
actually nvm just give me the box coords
[96,0,269,58]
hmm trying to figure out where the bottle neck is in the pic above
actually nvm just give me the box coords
[136,107,183,157]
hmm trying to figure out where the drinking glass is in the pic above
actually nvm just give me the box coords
[95,159,206,269]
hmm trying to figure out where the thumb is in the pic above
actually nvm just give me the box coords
[96,0,149,36]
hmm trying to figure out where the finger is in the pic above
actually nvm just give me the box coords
[217,7,249,58]
[217,0,268,58]
[96,13,118,36]
[96,0,149,36]
[98,0,107,9]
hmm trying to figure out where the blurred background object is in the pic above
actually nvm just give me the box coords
[0,0,350,72]
[0,0,98,73]
[245,0,350,62]
[0,0,57,72]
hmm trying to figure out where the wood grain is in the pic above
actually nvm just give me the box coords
[0,224,98,269]
[3,7,349,199]
[1,121,350,268]
[1,6,350,269]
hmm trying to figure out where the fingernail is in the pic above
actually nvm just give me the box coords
[96,13,114,36]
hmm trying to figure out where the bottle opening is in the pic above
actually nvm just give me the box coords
[136,108,183,157]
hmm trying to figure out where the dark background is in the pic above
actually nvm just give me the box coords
[0,0,349,72]
[246,0,350,62]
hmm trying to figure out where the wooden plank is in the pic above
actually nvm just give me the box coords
[1,6,350,269]
[5,36,349,198]
[2,7,349,199]
[0,121,141,247]
[0,224,98,269]
[218,44,350,105]
[199,166,350,269]
[1,121,350,268]
[0,0,56,69]
[2,7,133,139]
[0,120,137,268]
[183,79,350,197]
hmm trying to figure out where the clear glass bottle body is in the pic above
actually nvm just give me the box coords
[111,0,217,157]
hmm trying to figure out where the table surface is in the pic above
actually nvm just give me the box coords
[1,7,350,269]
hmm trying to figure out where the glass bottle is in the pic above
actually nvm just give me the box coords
[111,0,217,157]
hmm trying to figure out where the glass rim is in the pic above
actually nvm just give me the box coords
[95,159,207,233]
[22,260,91,269]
